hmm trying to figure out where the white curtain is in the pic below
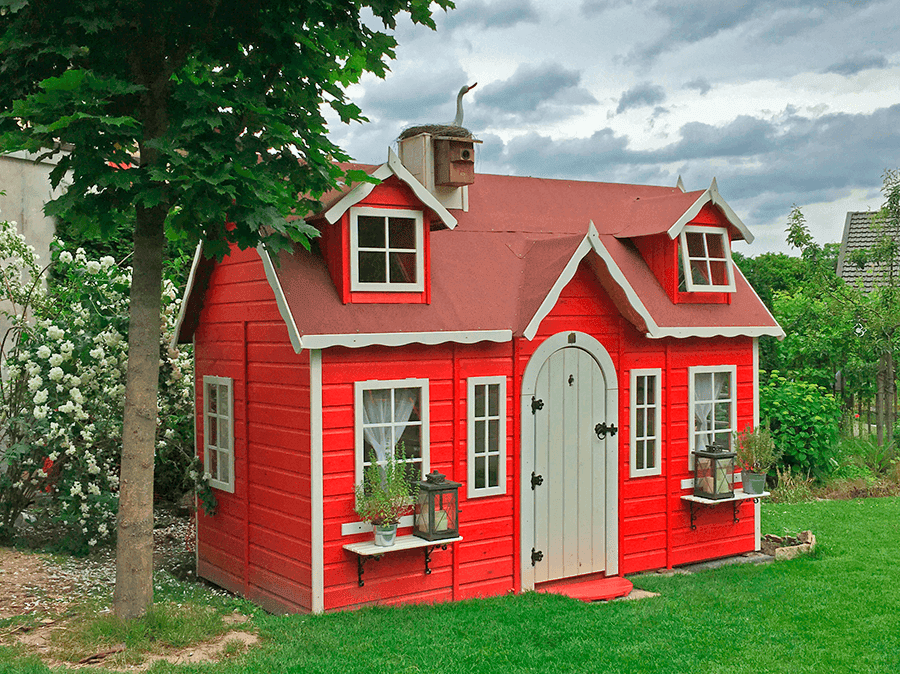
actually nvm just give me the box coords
[362,388,418,463]
[694,373,729,450]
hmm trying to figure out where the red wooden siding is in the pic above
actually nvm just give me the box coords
[195,245,313,613]
[516,262,756,577]
[320,341,516,611]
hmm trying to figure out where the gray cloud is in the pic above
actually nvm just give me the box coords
[358,67,472,126]
[616,82,666,114]
[683,77,712,95]
[444,0,540,30]
[824,53,890,76]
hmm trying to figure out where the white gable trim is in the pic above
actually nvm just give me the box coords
[322,148,457,230]
[667,178,753,244]
[256,245,304,353]
[171,240,204,349]
[301,330,511,350]
[523,223,662,340]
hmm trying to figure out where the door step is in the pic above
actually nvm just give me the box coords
[535,575,633,602]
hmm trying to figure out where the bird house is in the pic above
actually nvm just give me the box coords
[434,137,475,187]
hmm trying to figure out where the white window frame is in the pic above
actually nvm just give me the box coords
[679,225,736,292]
[354,378,430,489]
[688,365,737,469]
[630,369,661,478]
[203,375,235,493]
[349,206,425,292]
[467,376,507,498]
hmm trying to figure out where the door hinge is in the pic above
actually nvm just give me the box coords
[595,421,618,439]
[531,548,543,566]
[531,472,543,490]
[531,396,544,414]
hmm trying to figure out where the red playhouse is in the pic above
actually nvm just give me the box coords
[174,130,784,613]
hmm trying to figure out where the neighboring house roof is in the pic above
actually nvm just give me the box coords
[174,161,784,350]
[836,211,900,291]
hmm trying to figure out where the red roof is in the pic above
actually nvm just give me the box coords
[175,166,783,349]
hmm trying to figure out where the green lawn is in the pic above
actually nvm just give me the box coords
[2,497,899,673]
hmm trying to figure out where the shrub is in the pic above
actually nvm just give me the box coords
[769,466,815,504]
[760,371,841,478]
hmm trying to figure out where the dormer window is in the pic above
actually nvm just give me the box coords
[350,206,424,292]
[678,226,736,292]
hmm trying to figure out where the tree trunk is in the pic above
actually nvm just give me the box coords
[876,353,887,447]
[113,204,166,619]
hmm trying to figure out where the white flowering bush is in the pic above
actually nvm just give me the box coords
[0,219,205,550]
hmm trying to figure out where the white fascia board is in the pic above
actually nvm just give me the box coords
[386,148,457,229]
[522,236,593,341]
[170,240,205,349]
[648,325,786,339]
[587,223,662,338]
[256,245,304,353]
[666,179,754,244]
[322,163,392,225]
[321,149,457,230]
[301,330,511,350]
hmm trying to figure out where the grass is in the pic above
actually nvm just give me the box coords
[2,497,899,673]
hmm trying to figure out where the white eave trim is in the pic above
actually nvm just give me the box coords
[256,244,304,353]
[301,330,511,350]
[523,222,661,341]
[648,325,786,339]
[666,178,754,244]
[170,240,204,349]
[322,148,457,230]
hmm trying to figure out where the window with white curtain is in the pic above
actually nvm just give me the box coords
[688,365,736,467]
[630,369,661,478]
[467,376,506,497]
[203,375,234,493]
[354,379,429,487]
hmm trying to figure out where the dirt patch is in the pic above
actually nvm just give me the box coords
[0,512,259,670]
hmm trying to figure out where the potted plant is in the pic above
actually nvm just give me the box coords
[734,424,781,495]
[354,444,419,547]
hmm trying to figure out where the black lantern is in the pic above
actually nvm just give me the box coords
[693,444,736,500]
[413,471,461,541]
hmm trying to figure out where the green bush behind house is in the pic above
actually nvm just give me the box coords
[761,371,841,478]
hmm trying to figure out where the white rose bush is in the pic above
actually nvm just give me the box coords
[0,219,207,551]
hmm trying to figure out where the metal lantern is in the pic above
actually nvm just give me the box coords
[413,471,461,541]
[693,444,736,500]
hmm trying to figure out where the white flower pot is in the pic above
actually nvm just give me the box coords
[373,523,398,547]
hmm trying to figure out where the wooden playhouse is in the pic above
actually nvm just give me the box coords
[174,131,784,613]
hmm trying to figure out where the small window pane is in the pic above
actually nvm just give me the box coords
[474,384,486,417]
[396,389,420,422]
[691,259,710,285]
[209,449,218,476]
[686,232,705,257]
[709,260,728,285]
[219,455,230,483]
[388,251,417,283]
[488,384,499,417]
[358,251,386,283]
[219,384,228,407]
[488,419,499,451]
[357,215,385,248]
[474,456,486,489]
[388,217,416,249]
[716,373,731,399]
[488,454,499,488]
[636,376,646,404]
[645,376,655,401]
[474,419,485,454]
[209,418,218,446]
[219,417,229,449]
[399,425,421,458]
[207,384,217,414]
[645,439,655,468]
[706,233,725,259]
[636,408,645,435]
[646,408,655,435]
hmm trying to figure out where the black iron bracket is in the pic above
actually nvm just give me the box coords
[594,422,618,439]
[687,496,762,530]
[531,396,544,414]
[356,554,382,587]
[424,544,449,575]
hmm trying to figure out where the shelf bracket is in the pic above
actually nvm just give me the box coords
[356,554,382,587]
[424,543,449,576]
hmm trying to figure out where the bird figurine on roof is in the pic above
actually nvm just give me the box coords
[398,82,477,140]
[449,82,477,127]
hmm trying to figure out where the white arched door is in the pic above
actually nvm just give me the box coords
[521,332,619,589]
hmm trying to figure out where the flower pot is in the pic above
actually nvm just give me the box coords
[373,523,398,547]
[742,470,766,495]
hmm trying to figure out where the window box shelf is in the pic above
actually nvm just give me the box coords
[343,534,463,587]
[681,489,769,529]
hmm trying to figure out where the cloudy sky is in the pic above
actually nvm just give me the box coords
[328,0,900,255]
